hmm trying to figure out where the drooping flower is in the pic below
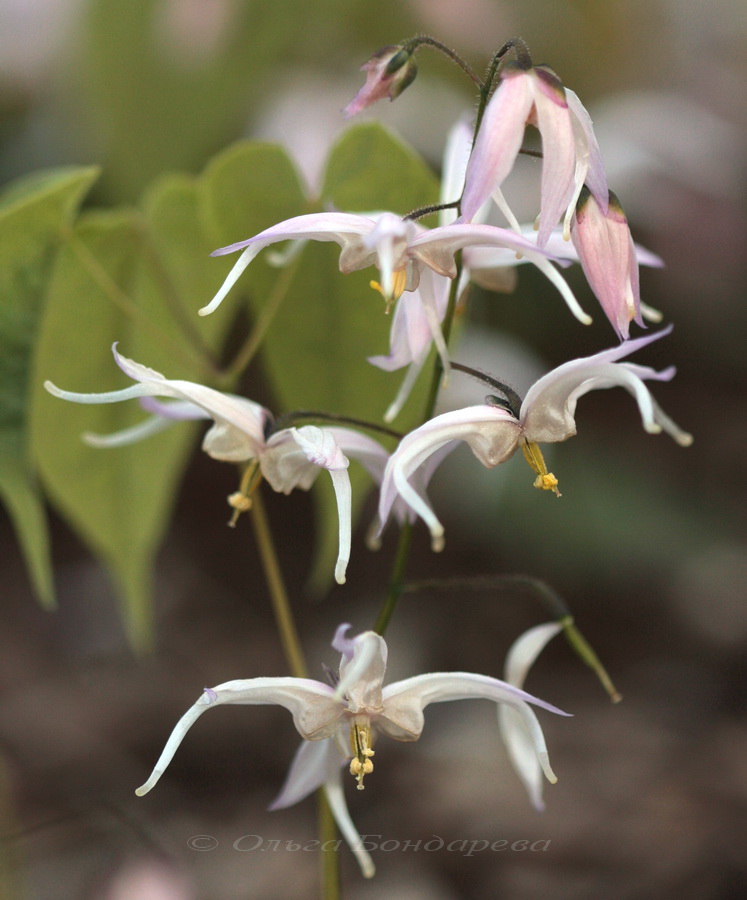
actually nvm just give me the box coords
[440,116,662,338]
[570,186,647,340]
[44,346,390,584]
[343,45,417,118]
[200,210,561,317]
[460,62,609,247]
[135,624,570,878]
[378,327,692,549]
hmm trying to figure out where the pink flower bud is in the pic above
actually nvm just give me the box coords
[343,45,417,118]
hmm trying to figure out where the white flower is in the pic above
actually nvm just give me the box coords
[44,346,390,584]
[135,624,570,878]
[200,210,561,316]
[378,328,693,550]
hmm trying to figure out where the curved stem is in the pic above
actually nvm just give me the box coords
[473,38,533,147]
[403,34,483,87]
[400,573,620,701]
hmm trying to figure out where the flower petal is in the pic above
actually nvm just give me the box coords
[269,737,345,810]
[521,326,692,444]
[460,69,534,223]
[381,671,569,784]
[324,771,376,877]
[379,405,521,549]
[500,622,564,810]
[135,678,342,796]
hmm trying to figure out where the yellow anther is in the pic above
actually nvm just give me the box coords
[521,440,561,497]
[369,268,408,312]
[533,472,559,492]
[227,461,262,526]
[349,722,375,790]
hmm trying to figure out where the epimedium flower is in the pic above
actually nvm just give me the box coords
[199,210,562,318]
[44,346,391,584]
[135,623,570,878]
[343,45,418,118]
[570,186,651,341]
[378,327,693,550]
[460,61,609,248]
[440,116,663,339]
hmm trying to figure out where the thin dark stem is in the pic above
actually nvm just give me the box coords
[400,574,620,701]
[404,200,460,222]
[421,259,462,416]
[473,38,533,143]
[270,410,403,441]
[372,522,412,635]
[402,34,483,87]
[402,573,571,618]
[449,361,523,418]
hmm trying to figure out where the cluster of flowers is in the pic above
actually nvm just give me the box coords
[46,39,691,878]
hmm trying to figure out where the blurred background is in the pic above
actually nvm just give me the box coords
[1,0,746,897]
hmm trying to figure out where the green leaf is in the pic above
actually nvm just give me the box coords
[0,165,100,607]
[321,121,439,215]
[29,208,210,648]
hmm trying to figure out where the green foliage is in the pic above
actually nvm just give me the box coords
[9,124,439,642]
[0,166,100,608]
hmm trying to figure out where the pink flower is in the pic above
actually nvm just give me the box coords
[571,186,646,340]
[460,63,608,247]
[343,45,417,118]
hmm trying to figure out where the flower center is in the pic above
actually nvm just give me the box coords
[369,267,408,312]
[349,720,375,790]
[520,440,561,497]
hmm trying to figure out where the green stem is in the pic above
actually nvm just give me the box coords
[372,262,462,636]
[221,253,301,385]
[373,522,412,635]
[249,491,342,898]
[249,489,307,678]
[560,616,622,703]
[318,793,341,900]
[399,574,621,701]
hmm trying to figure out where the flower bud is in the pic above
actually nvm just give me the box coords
[570,186,643,340]
[344,45,417,118]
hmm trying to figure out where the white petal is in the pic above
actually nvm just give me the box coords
[135,678,342,796]
[324,771,375,878]
[504,622,563,688]
[336,631,387,712]
[268,738,345,810]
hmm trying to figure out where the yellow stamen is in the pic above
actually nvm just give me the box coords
[521,440,561,497]
[369,268,408,313]
[349,721,375,790]
[227,461,263,526]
